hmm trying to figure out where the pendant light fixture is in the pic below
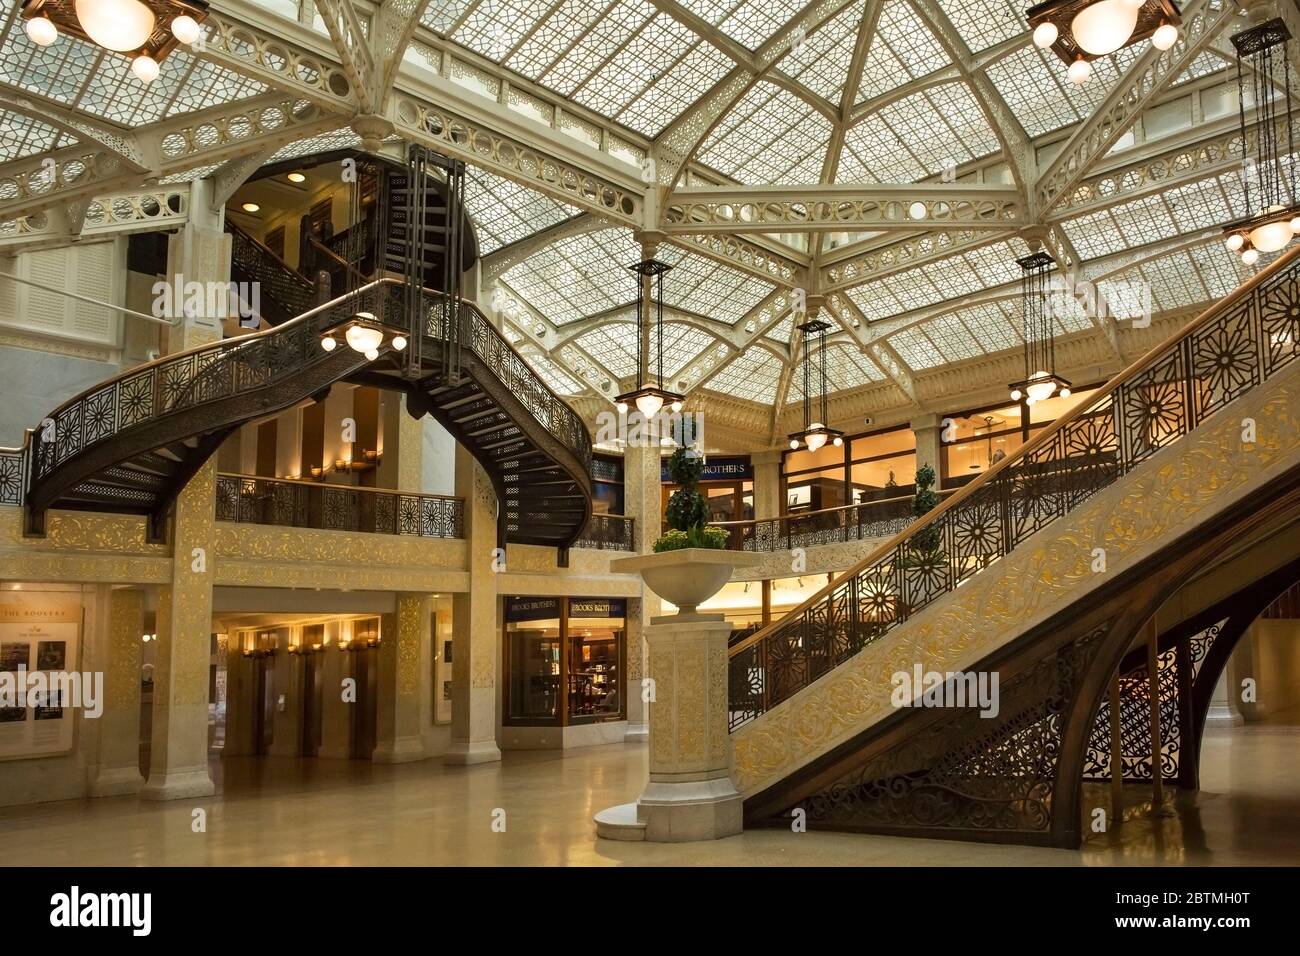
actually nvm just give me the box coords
[788,318,844,452]
[1221,18,1300,265]
[20,1,210,84]
[614,258,683,420]
[1027,0,1181,85]
[1009,251,1071,407]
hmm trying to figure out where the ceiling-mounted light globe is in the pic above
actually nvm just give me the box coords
[1068,58,1092,85]
[287,172,307,183]
[634,392,664,418]
[1060,387,1072,398]
[1071,0,1140,57]
[391,335,407,351]
[1242,248,1260,265]
[1249,219,1294,253]
[1032,22,1058,49]
[320,335,337,352]
[131,54,160,83]
[832,436,843,447]
[805,426,828,452]
[1151,22,1178,50]
[615,401,628,415]
[364,348,379,361]
[907,201,927,220]
[1225,233,1245,252]
[24,15,58,46]
[1010,388,1022,401]
[75,0,158,52]
[345,323,384,354]
[789,439,800,450]
[1291,217,1300,233]
[170,14,201,45]
[670,399,683,413]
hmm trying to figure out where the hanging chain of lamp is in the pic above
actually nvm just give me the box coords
[1222,18,1300,265]
[21,0,209,83]
[788,319,844,452]
[1027,0,1181,85]
[615,259,683,419]
[1010,251,1072,406]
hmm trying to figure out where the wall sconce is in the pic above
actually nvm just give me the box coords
[362,449,379,464]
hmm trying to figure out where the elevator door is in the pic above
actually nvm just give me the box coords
[301,651,324,757]
[254,655,276,755]
[350,648,378,760]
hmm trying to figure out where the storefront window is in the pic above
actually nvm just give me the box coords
[504,597,626,726]
[783,426,917,512]
[660,456,753,531]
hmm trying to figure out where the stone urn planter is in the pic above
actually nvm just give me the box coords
[596,546,762,843]
[609,547,762,617]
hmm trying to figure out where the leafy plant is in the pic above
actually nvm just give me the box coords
[653,445,727,551]
[910,464,942,556]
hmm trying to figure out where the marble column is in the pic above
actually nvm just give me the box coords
[911,412,944,489]
[622,441,661,739]
[377,392,424,492]
[752,449,782,521]
[445,447,502,765]
[142,462,217,800]
[89,587,145,796]
[374,593,432,762]
[163,177,228,352]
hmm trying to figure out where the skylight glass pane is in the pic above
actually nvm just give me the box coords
[464,167,581,254]
[888,326,947,369]
[705,344,783,403]
[854,0,949,104]
[699,82,832,184]
[777,2,862,103]
[0,111,75,164]
[575,322,639,378]
[938,0,1024,52]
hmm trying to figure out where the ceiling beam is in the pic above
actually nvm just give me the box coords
[312,0,377,114]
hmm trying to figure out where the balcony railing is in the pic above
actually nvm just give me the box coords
[215,473,464,538]
[712,491,957,552]
[573,513,635,551]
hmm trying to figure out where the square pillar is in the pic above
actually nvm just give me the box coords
[377,392,424,492]
[374,593,432,763]
[142,462,217,801]
[89,587,145,796]
[622,442,662,739]
[911,413,943,489]
[445,447,501,765]
[752,449,782,521]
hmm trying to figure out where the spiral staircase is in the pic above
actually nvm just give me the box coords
[19,149,592,555]
[725,243,1300,848]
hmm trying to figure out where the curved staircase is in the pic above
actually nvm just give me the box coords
[726,243,1300,847]
[20,148,592,553]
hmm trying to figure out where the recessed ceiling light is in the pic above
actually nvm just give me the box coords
[241,202,260,213]
[287,172,306,183]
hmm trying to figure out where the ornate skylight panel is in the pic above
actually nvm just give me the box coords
[887,325,947,369]
[616,40,734,136]
[1183,241,1248,299]
[919,311,990,363]
[507,0,612,80]
[160,162,224,184]
[1133,249,1211,311]
[575,322,639,378]
[501,228,642,326]
[1172,51,1227,87]
[824,342,884,385]
[1060,209,1120,260]
[164,55,269,117]
[542,0,652,98]
[985,46,1078,137]
[0,112,74,164]
[844,281,909,322]
[698,82,833,184]
[0,27,98,108]
[956,300,1023,352]
[937,0,1024,52]
[524,350,585,395]
[683,0,807,50]
[454,0,549,60]
[1158,175,1236,234]
[660,247,773,324]
[777,2,862,103]
[705,344,783,403]
[765,313,794,344]
[464,168,580,254]
[929,83,1001,162]
[422,0,479,33]
[854,0,949,104]
[661,323,718,377]
[846,85,999,182]
[269,128,362,162]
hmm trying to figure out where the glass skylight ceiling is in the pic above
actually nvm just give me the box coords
[0,111,75,164]
[855,0,950,105]
[707,343,785,404]
[464,169,581,254]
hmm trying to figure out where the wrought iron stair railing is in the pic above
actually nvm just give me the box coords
[728,242,1300,732]
[712,490,957,552]
[573,513,635,551]
[226,220,317,324]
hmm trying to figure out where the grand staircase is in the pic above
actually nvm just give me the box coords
[19,149,592,553]
[726,242,1300,848]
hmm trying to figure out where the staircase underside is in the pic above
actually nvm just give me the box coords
[730,358,1300,848]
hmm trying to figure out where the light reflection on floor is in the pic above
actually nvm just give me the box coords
[0,726,1295,866]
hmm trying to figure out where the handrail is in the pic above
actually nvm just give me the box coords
[726,239,1300,725]
[573,512,635,551]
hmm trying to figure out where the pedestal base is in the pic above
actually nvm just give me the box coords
[140,768,215,801]
[623,722,649,741]
[89,767,145,798]
[595,777,744,843]
[372,736,428,763]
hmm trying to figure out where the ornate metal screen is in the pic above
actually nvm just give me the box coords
[573,513,635,551]
[728,243,1300,732]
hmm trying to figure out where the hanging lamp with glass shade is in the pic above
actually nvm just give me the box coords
[20,0,210,83]
[614,259,684,420]
[1026,0,1181,85]
[1221,18,1300,266]
[788,318,844,452]
[1009,251,1072,407]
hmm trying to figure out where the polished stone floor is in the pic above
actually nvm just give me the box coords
[0,725,1295,866]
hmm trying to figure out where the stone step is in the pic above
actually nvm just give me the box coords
[593,802,646,842]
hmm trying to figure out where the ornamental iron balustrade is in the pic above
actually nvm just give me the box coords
[227,219,316,323]
[573,513,635,551]
[712,490,956,553]
[728,241,1300,732]
[215,473,464,538]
